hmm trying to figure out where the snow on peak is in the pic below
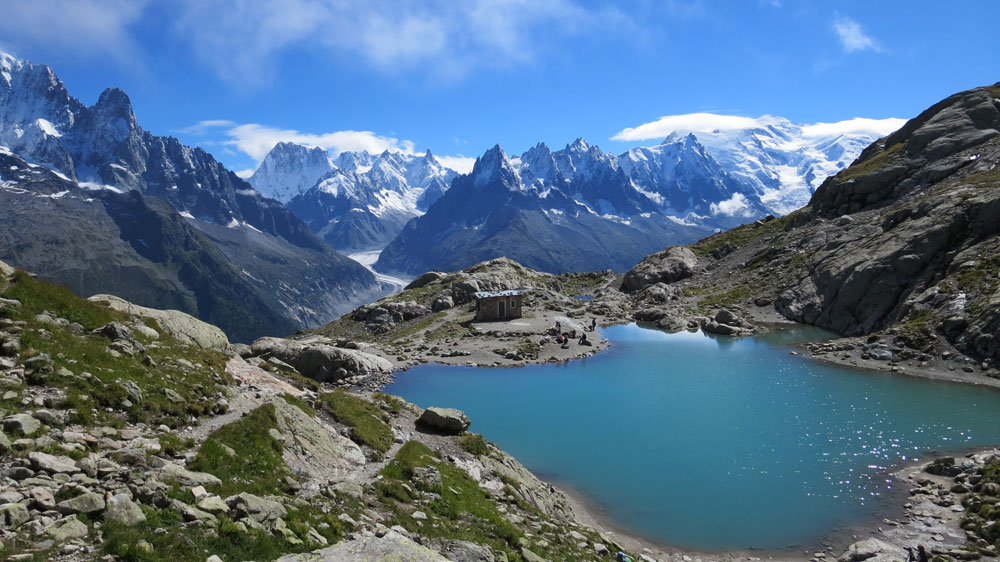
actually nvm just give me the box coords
[472,144,519,188]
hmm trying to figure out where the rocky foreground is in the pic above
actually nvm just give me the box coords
[4,258,1000,562]
[0,261,647,562]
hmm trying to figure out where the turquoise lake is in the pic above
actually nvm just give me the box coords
[385,323,1000,551]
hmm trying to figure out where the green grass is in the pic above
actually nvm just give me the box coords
[317,390,393,454]
[188,404,291,497]
[516,338,540,360]
[390,312,443,342]
[424,317,472,342]
[697,286,752,312]
[375,392,403,415]
[458,434,490,457]
[378,441,522,556]
[280,393,316,417]
[3,271,118,330]
[0,272,230,428]
[100,507,329,562]
[689,212,798,258]
[158,432,196,456]
[834,142,904,183]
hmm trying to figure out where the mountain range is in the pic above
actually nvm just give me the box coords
[0,51,383,341]
[248,122,881,275]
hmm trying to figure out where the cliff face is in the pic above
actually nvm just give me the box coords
[626,83,1000,364]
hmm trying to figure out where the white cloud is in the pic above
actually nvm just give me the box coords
[171,0,626,86]
[801,117,906,138]
[612,112,905,142]
[833,16,880,53]
[710,192,751,216]
[0,0,148,63]
[434,155,476,174]
[611,113,775,141]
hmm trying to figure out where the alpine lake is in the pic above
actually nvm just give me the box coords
[384,323,1000,552]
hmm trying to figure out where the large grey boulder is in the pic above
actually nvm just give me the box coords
[271,397,364,481]
[29,451,81,474]
[251,337,393,382]
[276,531,449,561]
[405,271,445,290]
[225,492,286,525]
[155,462,223,488]
[0,259,14,277]
[56,492,106,514]
[837,538,902,562]
[88,294,229,350]
[622,247,698,292]
[105,493,146,525]
[417,407,471,434]
[4,413,42,436]
[0,502,30,530]
[45,516,89,540]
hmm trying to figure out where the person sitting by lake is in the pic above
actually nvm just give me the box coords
[579,332,588,345]
[906,545,929,562]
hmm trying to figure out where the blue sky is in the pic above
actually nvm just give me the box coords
[1,0,996,175]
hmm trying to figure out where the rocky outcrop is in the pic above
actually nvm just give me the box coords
[774,83,1000,358]
[812,84,1000,217]
[271,397,365,481]
[621,247,698,292]
[275,531,449,561]
[250,337,393,382]
[89,294,229,350]
[417,407,471,434]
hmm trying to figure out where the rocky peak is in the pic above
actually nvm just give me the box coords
[811,83,1000,217]
[471,144,519,189]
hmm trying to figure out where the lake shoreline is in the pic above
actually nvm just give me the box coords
[381,322,1000,561]
[545,445,998,562]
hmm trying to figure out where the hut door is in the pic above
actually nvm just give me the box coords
[498,300,506,319]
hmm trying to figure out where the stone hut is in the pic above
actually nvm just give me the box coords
[473,290,523,322]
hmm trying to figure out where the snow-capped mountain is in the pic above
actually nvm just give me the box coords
[248,142,336,202]
[249,143,458,252]
[0,50,382,340]
[655,117,883,214]
[375,143,721,275]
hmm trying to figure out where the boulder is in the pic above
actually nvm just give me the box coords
[225,492,287,524]
[838,539,901,562]
[93,321,135,341]
[275,531,449,561]
[29,451,81,474]
[271,398,365,482]
[155,462,222,488]
[417,407,471,434]
[250,337,392,382]
[622,247,698,292]
[0,502,30,530]
[88,295,229,350]
[169,499,216,523]
[431,296,454,312]
[45,516,89,540]
[0,259,14,277]
[196,495,230,515]
[714,309,744,327]
[4,413,42,436]
[405,271,445,290]
[56,492,106,514]
[105,493,146,525]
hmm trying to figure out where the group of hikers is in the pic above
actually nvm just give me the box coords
[547,318,597,349]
